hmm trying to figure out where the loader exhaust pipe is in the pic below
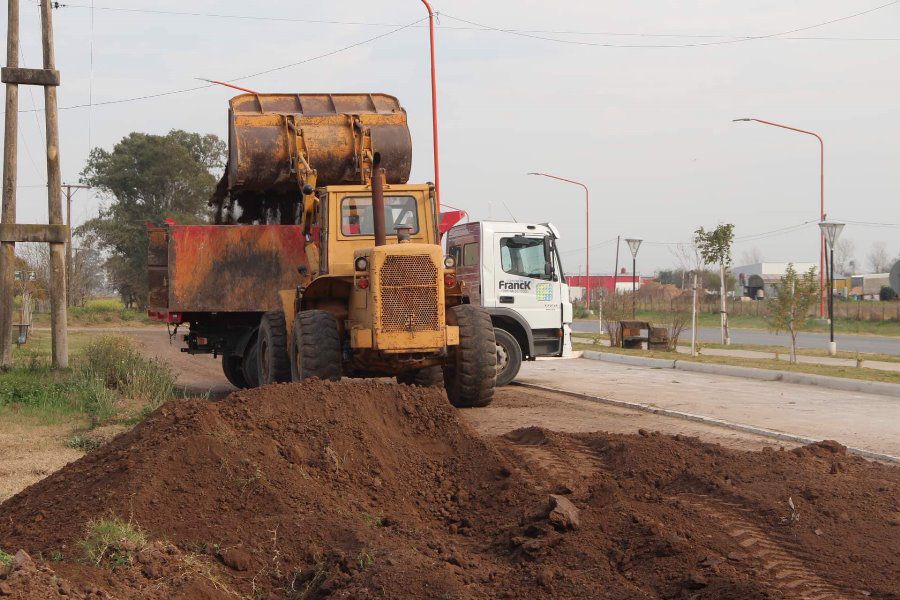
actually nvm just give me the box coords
[372,153,387,247]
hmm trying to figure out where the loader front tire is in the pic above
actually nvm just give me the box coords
[290,310,342,382]
[397,366,444,388]
[443,305,496,408]
[258,311,291,385]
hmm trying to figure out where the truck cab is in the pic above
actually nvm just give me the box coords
[447,221,573,385]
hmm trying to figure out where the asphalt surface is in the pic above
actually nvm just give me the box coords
[572,321,900,355]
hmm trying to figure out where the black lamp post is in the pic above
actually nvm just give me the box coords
[818,221,845,356]
[625,238,642,318]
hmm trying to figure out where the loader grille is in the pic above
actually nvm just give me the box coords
[378,255,439,333]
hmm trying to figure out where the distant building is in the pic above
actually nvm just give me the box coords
[732,262,817,299]
[567,267,653,298]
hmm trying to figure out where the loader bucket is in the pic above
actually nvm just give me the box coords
[220,93,412,198]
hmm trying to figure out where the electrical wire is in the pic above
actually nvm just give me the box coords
[50,3,900,42]
[439,1,900,49]
[12,15,427,114]
[832,219,900,228]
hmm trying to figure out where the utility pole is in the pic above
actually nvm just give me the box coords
[0,0,20,367]
[63,184,89,305]
[0,0,68,368]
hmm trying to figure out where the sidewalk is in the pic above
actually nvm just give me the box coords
[572,335,900,373]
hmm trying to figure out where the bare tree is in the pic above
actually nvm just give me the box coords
[833,239,855,276]
[868,241,891,273]
[739,247,763,265]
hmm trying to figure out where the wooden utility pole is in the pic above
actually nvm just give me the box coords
[0,0,68,368]
[0,0,21,367]
[63,184,89,305]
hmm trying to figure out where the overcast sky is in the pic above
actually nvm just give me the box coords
[3,0,899,275]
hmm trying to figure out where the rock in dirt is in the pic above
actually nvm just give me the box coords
[219,547,252,572]
[547,494,580,530]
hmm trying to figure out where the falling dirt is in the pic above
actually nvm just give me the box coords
[0,380,897,599]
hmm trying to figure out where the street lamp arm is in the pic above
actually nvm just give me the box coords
[420,0,440,213]
[527,172,588,193]
[734,118,823,148]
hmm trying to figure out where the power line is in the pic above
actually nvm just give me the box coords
[50,3,900,42]
[11,15,427,114]
[833,219,900,228]
[439,1,900,49]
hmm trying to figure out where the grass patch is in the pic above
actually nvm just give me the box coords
[66,433,105,452]
[0,334,175,427]
[80,518,146,567]
[572,342,900,385]
[0,548,13,568]
[29,297,157,327]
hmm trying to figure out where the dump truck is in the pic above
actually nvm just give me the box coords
[446,221,574,386]
[148,93,496,407]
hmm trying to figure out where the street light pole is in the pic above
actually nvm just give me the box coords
[733,117,826,318]
[625,238,642,319]
[420,0,441,213]
[819,221,845,356]
[528,172,590,309]
[63,183,89,306]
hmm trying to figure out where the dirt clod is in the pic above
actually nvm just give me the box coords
[547,494,580,530]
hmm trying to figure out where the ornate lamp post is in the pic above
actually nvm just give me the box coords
[818,221,845,356]
[625,238,642,318]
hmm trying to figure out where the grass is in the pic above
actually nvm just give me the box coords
[0,333,175,427]
[79,518,146,567]
[576,310,900,337]
[572,341,900,385]
[0,548,12,568]
[29,297,158,327]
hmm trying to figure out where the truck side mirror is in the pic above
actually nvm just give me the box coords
[543,236,555,280]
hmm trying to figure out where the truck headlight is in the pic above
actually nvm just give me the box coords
[354,256,369,271]
[443,256,455,269]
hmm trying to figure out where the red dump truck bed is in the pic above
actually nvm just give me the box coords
[147,224,307,320]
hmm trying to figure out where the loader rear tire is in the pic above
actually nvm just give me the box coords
[443,305,496,408]
[396,366,444,388]
[290,310,342,382]
[494,327,523,387]
[222,353,249,389]
[258,311,291,385]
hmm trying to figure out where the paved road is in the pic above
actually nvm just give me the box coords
[572,320,900,355]
[517,358,900,458]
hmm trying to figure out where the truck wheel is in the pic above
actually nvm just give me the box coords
[396,366,444,388]
[443,305,496,408]
[494,328,523,387]
[222,353,249,389]
[242,336,260,388]
[258,311,291,384]
[290,310,342,381]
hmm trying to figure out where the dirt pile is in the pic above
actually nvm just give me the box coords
[0,381,897,599]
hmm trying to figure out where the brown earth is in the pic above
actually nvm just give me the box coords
[0,380,897,599]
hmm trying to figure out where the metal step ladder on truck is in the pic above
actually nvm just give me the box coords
[445,221,574,386]
[147,93,496,407]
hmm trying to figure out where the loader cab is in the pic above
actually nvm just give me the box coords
[320,183,438,276]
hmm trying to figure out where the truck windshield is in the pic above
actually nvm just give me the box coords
[500,236,552,280]
[341,196,419,236]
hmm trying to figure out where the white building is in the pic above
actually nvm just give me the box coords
[732,262,817,299]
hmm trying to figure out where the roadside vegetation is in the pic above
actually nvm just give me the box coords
[80,518,147,567]
[571,338,900,385]
[0,333,174,427]
[29,297,158,327]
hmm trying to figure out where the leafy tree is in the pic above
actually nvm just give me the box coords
[768,264,819,363]
[694,223,735,344]
[880,286,898,301]
[78,130,225,307]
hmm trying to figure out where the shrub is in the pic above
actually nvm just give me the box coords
[76,335,175,410]
[80,518,146,567]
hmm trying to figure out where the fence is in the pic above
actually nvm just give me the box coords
[605,298,900,322]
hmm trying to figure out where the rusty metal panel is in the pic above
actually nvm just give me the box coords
[157,225,308,313]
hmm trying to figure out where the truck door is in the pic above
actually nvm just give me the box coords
[492,233,564,350]
[446,222,481,305]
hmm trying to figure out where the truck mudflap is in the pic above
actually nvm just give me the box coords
[148,224,308,314]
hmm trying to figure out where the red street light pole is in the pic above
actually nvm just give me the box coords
[420,0,441,214]
[527,173,590,307]
[733,117,826,318]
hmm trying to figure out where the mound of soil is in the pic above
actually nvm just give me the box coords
[0,381,897,599]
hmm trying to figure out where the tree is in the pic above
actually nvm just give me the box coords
[694,224,735,345]
[868,241,891,273]
[78,130,225,308]
[768,264,818,363]
[833,239,855,276]
[880,286,898,301]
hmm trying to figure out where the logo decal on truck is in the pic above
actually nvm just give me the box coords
[536,283,553,301]
[499,280,532,292]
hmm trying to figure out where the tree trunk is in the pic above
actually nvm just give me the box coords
[719,261,730,345]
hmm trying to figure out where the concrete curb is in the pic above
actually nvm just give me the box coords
[513,381,900,465]
[580,351,900,398]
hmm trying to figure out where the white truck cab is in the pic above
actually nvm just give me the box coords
[447,221,573,385]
